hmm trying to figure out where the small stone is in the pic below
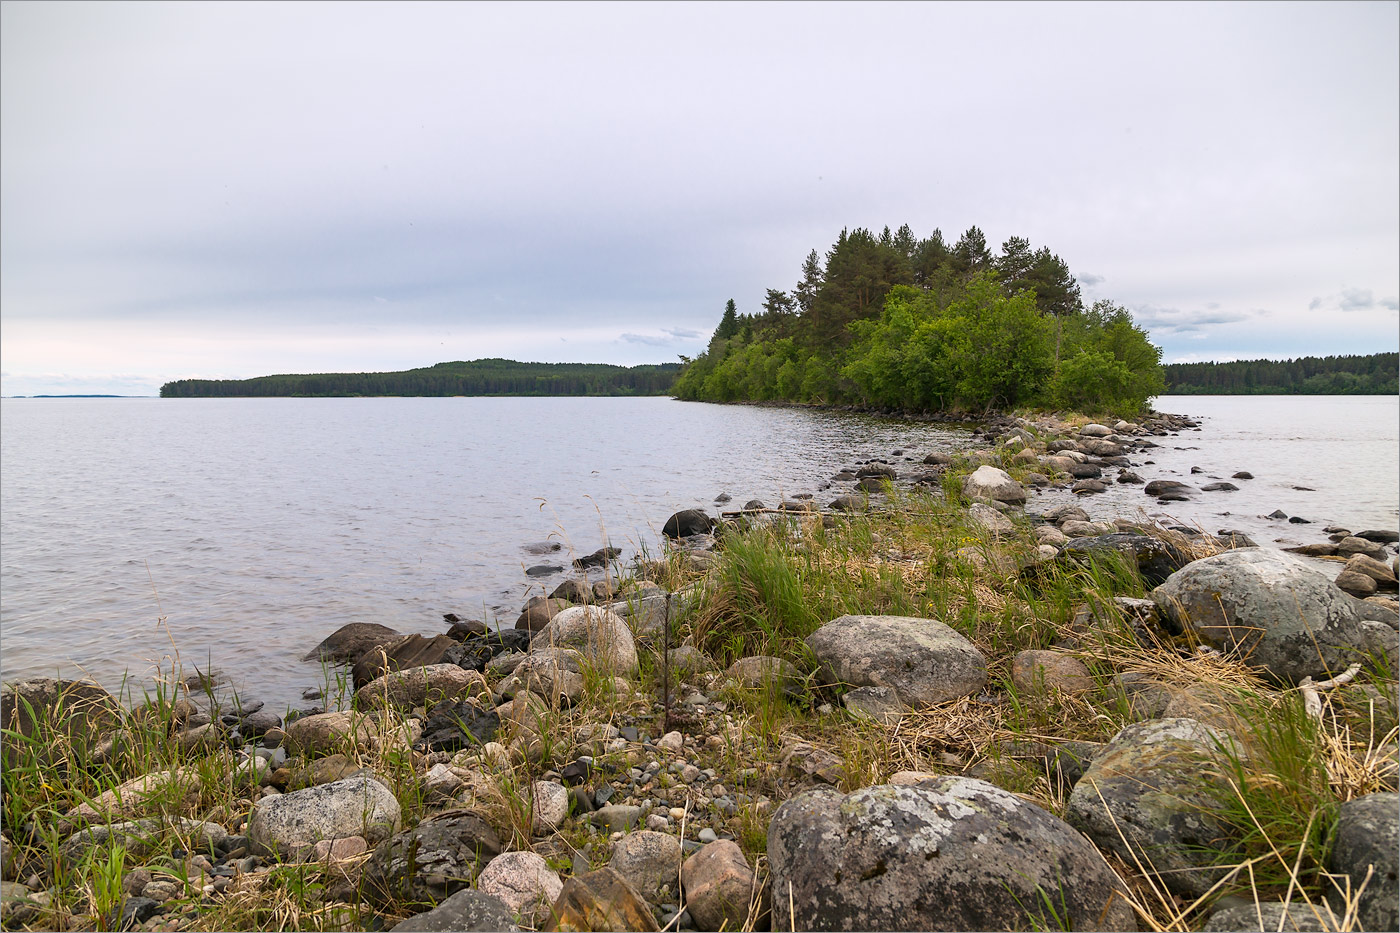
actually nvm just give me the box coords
[697,828,718,843]
[656,731,684,753]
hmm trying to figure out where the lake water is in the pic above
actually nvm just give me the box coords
[1,394,1395,712]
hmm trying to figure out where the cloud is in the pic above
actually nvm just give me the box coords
[1308,289,1400,312]
[662,327,703,339]
[1131,304,1255,334]
[1076,273,1105,288]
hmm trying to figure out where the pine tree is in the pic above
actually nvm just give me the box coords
[794,249,824,315]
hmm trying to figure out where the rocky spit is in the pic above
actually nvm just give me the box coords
[2,412,1397,933]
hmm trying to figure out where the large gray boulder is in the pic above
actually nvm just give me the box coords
[1328,792,1398,933]
[768,779,1137,931]
[1066,718,1235,899]
[247,775,401,860]
[961,465,1027,505]
[535,605,638,675]
[1152,548,1368,684]
[806,615,987,708]
[608,830,682,906]
[476,851,563,929]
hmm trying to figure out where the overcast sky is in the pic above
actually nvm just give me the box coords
[2,1,1396,396]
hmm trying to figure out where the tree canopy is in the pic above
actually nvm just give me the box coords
[672,223,1164,416]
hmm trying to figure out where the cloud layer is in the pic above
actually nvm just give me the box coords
[2,2,1397,394]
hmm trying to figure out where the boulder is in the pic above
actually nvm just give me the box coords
[354,664,487,712]
[840,685,908,724]
[961,465,1026,505]
[550,578,594,604]
[248,775,401,860]
[516,599,572,633]
[681,840,757,933]
[477,851,564,929]
[1344,553,1399,589]
[1152,548,1368,684]
[535,606,638,674]
[662,510,713,539]
[1062,519,1116,537]
[1337,536,1389,561]
[351,634,467,689]
[531,781,571,834]
[724,656,804,694]
[828,495,866,512]
[1079,423,1114,437]
[573,546,622,570]
[283,711,376,757]
[768,779,1136,932]
[1,678,124,768]
[364,809,503,908]
[1066,718,1235,898]
[418,698,500,752]
[1200,482,1238,492]
[1336,570,1378,598]
[1143,479,1191,497]
[501,649,586,706]
[1056,533,1191,587]
[1011,650,1095,695]
[967,502,1014,537]
[857,463,897,479]
[1079,437,1124,457]
[64,768,200,826]
[806,614,987,708]
[1200,902,1328,931]
[1356,529,1400,543]
[390,889,519,932]
[608,830,682,905]
[548,867,659,932]
[1040,503,1090,524]
[302,623,402,663]
[1328,792,1398,933]
[1117,470,1145,484]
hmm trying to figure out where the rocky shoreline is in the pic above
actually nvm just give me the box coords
[2,410,1397,933]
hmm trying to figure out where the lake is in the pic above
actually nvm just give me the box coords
[1,394,1395,712]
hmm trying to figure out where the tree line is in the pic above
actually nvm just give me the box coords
[160,359,683,398]
[671,223,1164,415]
[1163,353,1398,395]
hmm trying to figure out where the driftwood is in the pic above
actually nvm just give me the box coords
[1297,663,1362,722]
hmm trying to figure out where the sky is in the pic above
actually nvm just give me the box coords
[2,1,1397,397]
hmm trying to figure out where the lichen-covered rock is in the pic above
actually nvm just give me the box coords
[1066,718,1235,898]
[63,768,200,826]
[608,830,681,906]
[364,809,503,908]
[1328,792,1398,933]
[724,655,804,694]
[248,775,400,860]
[768,778,1136,931]
[1057,533,1190,587]
[531,781,571,834]
[536,606,638,675]
[477,851,563,929]
[961,465,1027,505]
[807,615,987,708]
[1152,548,1368,685]
[967,502,1015,537]
[1011,650,1095,695]
[1200,901,1328,931]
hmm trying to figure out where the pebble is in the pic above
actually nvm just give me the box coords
[668,807,687,822]
[697,828,718,843]
[645,814,670,831]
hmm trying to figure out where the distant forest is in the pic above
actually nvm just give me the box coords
[159,359,682,398]
[1163,353,1397,395]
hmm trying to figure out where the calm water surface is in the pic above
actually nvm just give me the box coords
[1,397,977,709]
[2,395,1394,712]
